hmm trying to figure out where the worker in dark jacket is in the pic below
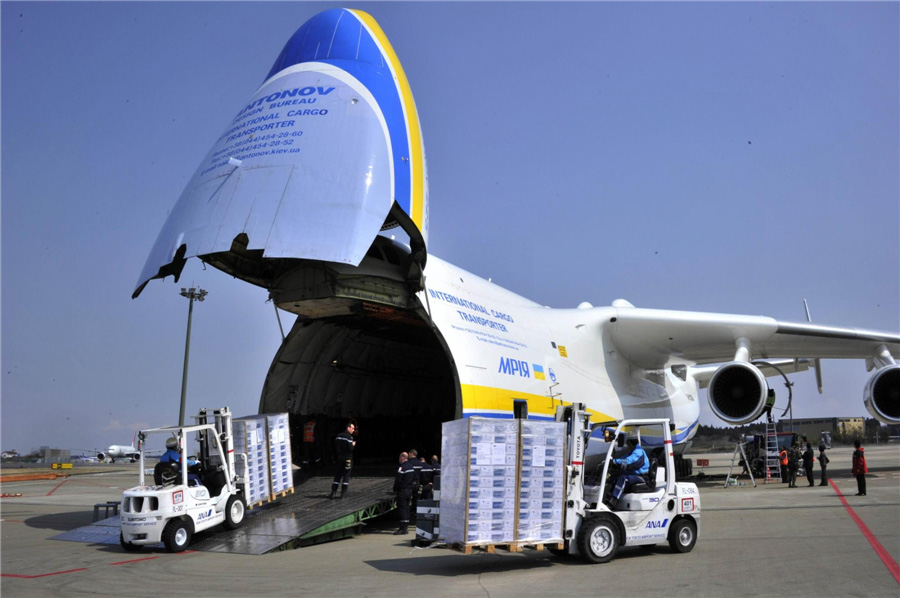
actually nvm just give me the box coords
[418,457,434,500]
[802,443,815,487]
[818,445,830,486]
[393,452,418,534]
[852,439,867,496]
[329,421,356,499]
[408,449,423,512]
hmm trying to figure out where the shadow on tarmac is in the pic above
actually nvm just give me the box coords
[364,542,664,576]
[25,510,94,532]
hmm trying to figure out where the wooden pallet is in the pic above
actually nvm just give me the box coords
[272,487,295,499]
[246,496,273,510]
[450,541,564,555]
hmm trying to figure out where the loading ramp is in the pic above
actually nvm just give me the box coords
[52,476,395,555]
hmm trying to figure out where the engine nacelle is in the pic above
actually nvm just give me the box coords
[707,361,768,425]
[864,364,900,425]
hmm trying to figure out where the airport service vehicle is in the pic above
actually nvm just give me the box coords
[119,407,246,553]
[558,404,701,563]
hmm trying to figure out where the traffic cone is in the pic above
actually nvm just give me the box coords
[766,466,772,482]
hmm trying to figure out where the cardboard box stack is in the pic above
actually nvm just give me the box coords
[440,417,566,547]
[517,420,565,543]
[233,415,271,505]
[266,413,293,495]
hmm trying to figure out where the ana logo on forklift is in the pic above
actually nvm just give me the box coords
[646,518,669,529]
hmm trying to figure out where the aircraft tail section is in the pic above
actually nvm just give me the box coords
[134,8,428,298]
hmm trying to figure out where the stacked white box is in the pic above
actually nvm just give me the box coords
[265,413,293,495]
[233,416,270,505]
[517,420,566,543]
[440,418,519,545]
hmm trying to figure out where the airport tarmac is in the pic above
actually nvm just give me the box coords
[2,445,898,597]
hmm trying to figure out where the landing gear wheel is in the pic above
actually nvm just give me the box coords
[577,515,619,564]
[224,495,246,530]
[668,518,697,553]
[162,519,192,553]
[119,532,142,552]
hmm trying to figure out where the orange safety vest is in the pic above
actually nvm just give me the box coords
[779,449,788,466]
[303,421,315,443]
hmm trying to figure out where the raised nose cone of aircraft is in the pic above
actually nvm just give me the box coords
[134,8,427,298]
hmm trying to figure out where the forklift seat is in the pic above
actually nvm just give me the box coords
[626,458,659,493]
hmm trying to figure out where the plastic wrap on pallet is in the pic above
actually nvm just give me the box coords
[440,418,519,545]
[233,416,271,505]
[517,419,566,543]
[265,413,293,495]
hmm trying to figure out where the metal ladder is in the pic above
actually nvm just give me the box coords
[764,418,782,484]
[724,441,757,488]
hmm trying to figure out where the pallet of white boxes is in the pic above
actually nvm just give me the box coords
[435,417,566,553]
[230,413,294,509]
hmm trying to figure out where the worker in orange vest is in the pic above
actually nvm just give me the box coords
[779,446,789,484]
[302,416,318,469]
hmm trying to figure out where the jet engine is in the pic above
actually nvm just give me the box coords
[707,361,768,425]
[864,364,900,424]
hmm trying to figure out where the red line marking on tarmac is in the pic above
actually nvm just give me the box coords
[110,556,159,565]
[830,479,900,585]
[1,568,88,579]
[45,479,69,496]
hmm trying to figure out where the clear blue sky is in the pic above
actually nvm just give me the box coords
[2,2,897,454]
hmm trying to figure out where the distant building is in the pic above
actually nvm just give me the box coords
[42,448,71,464]
[778,417,864,440]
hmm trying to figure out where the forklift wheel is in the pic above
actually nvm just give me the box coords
[162,519,192,553]
[119,532,143,552]
[224,495,246,530]
[577,515,620,564]
[668,518,697,553]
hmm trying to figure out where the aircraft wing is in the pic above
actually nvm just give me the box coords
[605,306,900,425]
[607,307,900,369]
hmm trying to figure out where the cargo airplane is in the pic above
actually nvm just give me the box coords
[133,8,899,459]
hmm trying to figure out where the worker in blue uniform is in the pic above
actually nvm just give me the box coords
[329,421,356,499]
[611,437,650,501]
[159,436,200,486]
[393,452,419,535]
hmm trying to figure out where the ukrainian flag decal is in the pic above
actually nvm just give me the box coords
[533,364,546,381]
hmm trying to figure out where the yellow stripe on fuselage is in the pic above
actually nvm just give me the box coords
[460,384,614,422]
[351,10,425,235]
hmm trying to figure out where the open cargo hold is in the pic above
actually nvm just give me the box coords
[440,418,565,549]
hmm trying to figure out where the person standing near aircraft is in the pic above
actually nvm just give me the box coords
[851,439,867,496]
[393,452,418,535]
[779,446,789,484]
[329,421,356,499]
[818,444,830,486]
[408,449,422,512]
[418,456,434,500]
[301,415,318,470]
[787,442,802,488]
[802,443,815,487]
[610,437,650,502]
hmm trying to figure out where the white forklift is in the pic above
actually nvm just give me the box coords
[119,407,246,553]
[557,404,701,563]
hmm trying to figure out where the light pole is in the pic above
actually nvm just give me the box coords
[179,287,207,426]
